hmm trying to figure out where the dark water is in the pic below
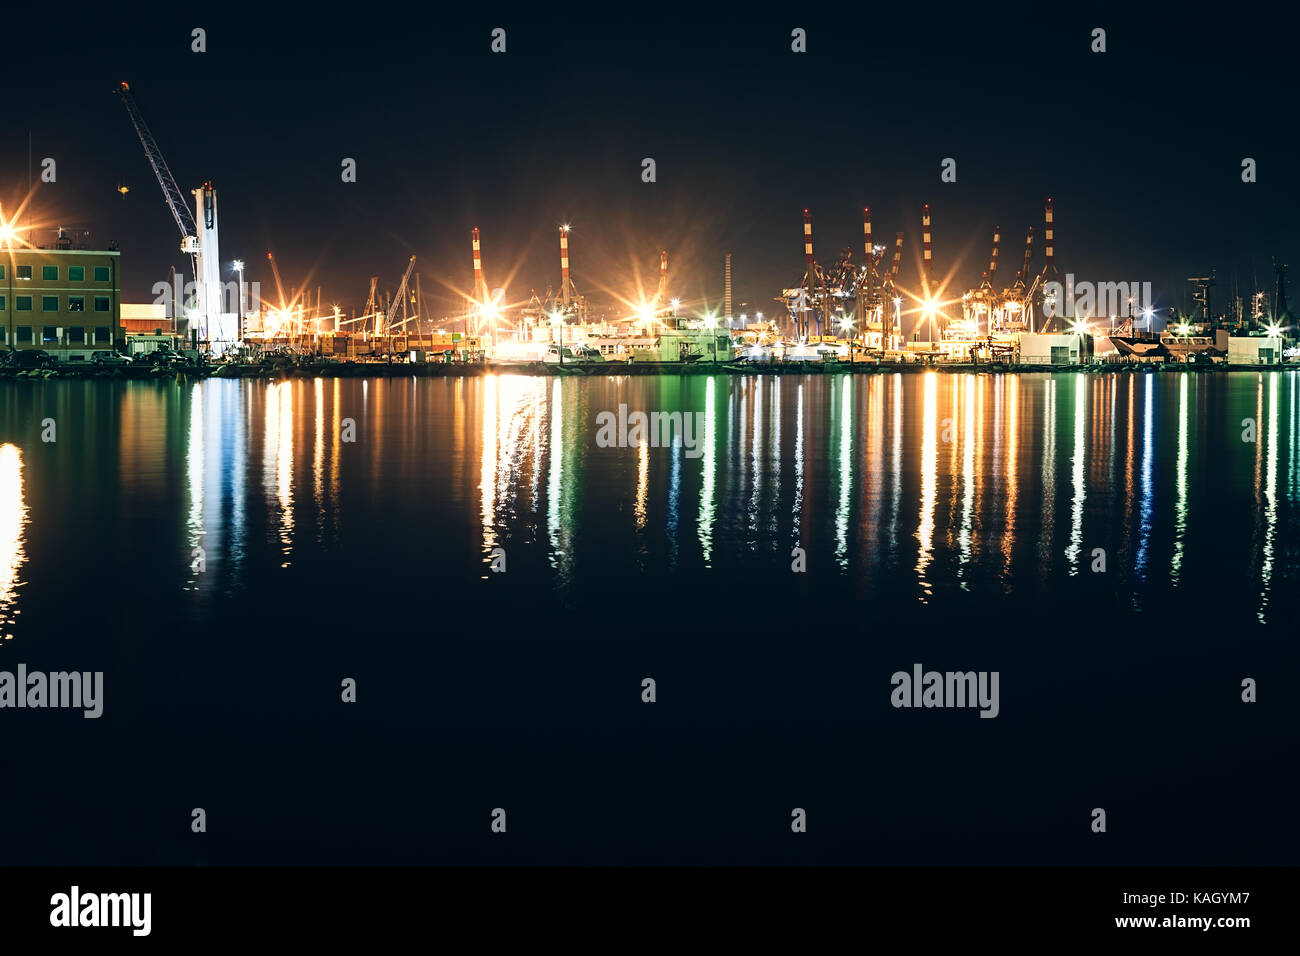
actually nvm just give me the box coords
[1,372,1296,864]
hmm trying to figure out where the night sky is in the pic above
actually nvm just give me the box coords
[6,8,1298,326]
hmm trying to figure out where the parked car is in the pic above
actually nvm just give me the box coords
[143,347,183,367]
[91,350,131,366]
[3,349,54,369]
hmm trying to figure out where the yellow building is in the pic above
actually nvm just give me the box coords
[1,244,123,358]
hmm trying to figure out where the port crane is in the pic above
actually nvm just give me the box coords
[117,81,228,348]
[381,256,418,335]
[117,82,198,320]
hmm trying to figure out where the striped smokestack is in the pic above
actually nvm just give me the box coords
[1021,227,1034,285]
[890,232,903,278]
[472,227,485,302]
[863,207,872,262]
[803,208,815,277]
[559,225,571,306]
[657,249,669,309]
[922,204,933,284]
[724,253,733,322]
[1044,198,1054,267]
[988,227,1001,283]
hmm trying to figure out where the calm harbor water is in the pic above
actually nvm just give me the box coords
[1,372,1296,864]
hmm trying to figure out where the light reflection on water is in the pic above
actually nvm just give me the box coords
[0,371,1296,631]
[0,444,27,640]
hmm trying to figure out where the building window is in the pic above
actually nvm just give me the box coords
[67,327,85,344]
[42,265,58,281]
[0,265,5,279]
[94,296,110,312]
[17,326,33,343]
[0,295,5,311]
[68,266,84,282]
[94,266,110,282]
[0,327,5,343]
[17,265,32,280]
[94,326,111,344]
[41,296,59,312]
[67,296,84,312]
[42,326,58,343]
[16,296,32,312]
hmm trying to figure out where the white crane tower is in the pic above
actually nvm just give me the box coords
[116,81,238,352]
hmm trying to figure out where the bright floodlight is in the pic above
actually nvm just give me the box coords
[482,302,499,320]
[1266,324,1283,337]
[1176,323,1191,336]
[561,224,571,232]
[549,311,563,324]
[0,223,17,243]
[232,259,244,272]
[670,298,680,310]
[703,312,717,329]
[1141,307,1154,320]
[637,305,653,321]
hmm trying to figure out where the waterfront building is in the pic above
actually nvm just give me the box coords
[1,241,123,359]
[1227,333,1285,366]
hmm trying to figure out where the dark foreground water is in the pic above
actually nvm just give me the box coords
[1,371,1296,864]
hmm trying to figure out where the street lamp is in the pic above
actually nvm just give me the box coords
[550,311,563,365]
[232,259,245,342]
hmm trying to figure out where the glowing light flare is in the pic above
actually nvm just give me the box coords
[0,190,46,250]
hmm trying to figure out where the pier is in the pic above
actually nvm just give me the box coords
[0,359,1285,383]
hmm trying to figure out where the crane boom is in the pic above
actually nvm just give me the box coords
[384,257,417,335]
[1020,226,1034,288]
[115,82,198,245]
